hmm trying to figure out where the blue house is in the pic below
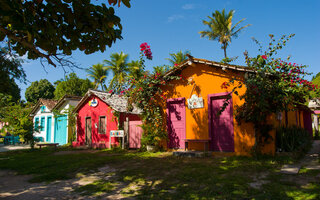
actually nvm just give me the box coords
[51,95,82,145]
[30,99,58,142]
[30,95,81,145]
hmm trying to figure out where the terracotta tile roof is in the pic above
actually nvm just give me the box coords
[52,95,82,110]
[74,89,142,114]
[164,55,254,78]
[29,98,58,116]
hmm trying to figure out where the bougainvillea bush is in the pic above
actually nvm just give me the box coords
[224,34,318,153]
[125,43,183,148]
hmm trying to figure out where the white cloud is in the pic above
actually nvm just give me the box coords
[167,15,184,23]
[182,4,195,10]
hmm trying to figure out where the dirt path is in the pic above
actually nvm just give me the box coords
[0,144,30,152]
[0,166,129,200]
[299,140,320,170]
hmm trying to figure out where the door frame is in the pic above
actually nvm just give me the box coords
[85,117,92,146]
[166,97,186,149]
[46,116,52,142]
[208,92,234,151]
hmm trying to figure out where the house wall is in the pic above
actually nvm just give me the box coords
[160,63,311,155]
[160,63,281,155]
[76,95,119,148]
[54,99,79,145]
[33,106,54,142]
[160,63,259,155]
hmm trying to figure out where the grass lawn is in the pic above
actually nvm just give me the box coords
[0,148,319,199]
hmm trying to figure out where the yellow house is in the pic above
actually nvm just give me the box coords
[159,56,310,156]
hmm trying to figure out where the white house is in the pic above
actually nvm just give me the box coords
[51,95,82,145]
[30,95,81,145]
[30,99,58,142]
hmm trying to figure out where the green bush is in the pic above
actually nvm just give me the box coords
[276,126,312,152]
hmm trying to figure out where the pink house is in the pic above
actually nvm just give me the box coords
[73,89,142,149]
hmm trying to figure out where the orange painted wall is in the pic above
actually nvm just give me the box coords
[161,63,261,155]
[161,63,309,155]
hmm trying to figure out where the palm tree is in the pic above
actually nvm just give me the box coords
[104,52,129,93]
[127,60,144,82]
[153,65,171,75]
[86,63,108,90]
[199,9,251,58]
[166,50,190,66]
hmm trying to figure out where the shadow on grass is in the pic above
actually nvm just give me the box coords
[0,149,319,199]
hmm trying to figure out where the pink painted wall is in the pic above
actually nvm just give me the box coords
[76,95,119,148]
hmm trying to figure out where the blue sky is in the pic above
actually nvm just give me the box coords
[19,0,320,99]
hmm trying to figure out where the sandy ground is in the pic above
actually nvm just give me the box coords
[0,141,319,199]
[0,144,31,152]
[0,166,129,200]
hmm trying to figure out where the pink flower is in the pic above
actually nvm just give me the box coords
[261,55,267,60]
[108,90,113,93]
[140,42,153,60]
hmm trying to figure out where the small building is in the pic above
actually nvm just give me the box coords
[30,96,82,145]
[160,57,310,155]
[73,89,142,149]
[51,95,82,145]
[30,99,58,142]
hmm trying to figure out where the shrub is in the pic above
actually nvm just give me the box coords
[276,126,312,152]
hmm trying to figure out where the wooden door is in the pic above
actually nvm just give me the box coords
[54,115,68,145]
[46,116,52,142]
[85,117,92,146]
[129,121,143,148]
[167,98,186,149]
[209,94,234,152]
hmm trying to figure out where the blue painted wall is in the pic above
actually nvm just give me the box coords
[54,115,68,145]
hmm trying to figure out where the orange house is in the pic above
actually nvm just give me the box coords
[160,57,309,156]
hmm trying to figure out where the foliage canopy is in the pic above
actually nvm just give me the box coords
[0,0,130,68]
[199,9,251,58]
[54,73,94,99]
[25,79,55,103]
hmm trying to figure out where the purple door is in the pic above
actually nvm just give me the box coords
[303,110,313,137]
[167,98,186,149]
[129,121,143,148]
[209,93,234,152]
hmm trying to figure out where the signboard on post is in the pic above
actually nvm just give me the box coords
[109,130,124,149]
[187,94,204,109]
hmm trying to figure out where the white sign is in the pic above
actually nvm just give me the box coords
[187,94,204,109]
[110,130,124,137]
[89,98,98,107]
[109,130,124,149]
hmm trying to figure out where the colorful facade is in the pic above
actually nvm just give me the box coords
[30,99,58,142]
[73,89,142,149]
[51,95,82,145]
[160,57,311,155]
[30,96,81,145]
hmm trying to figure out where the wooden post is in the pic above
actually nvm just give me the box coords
[124,117,129,149]
[314,114,319,137]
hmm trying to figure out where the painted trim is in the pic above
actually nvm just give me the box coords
[40,116,45,131]
[207,92,234,151]
[166,97,186,149]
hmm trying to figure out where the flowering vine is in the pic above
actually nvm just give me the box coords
[221,34,319,154]
[126,43,184,147]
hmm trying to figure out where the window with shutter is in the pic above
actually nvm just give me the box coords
[99,116,106,134]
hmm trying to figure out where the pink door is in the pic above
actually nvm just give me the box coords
[129,121,143,148]
[167,98,186,149]
[209,93,234,152]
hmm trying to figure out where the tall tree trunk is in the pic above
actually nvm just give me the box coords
[223,44,227,58]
